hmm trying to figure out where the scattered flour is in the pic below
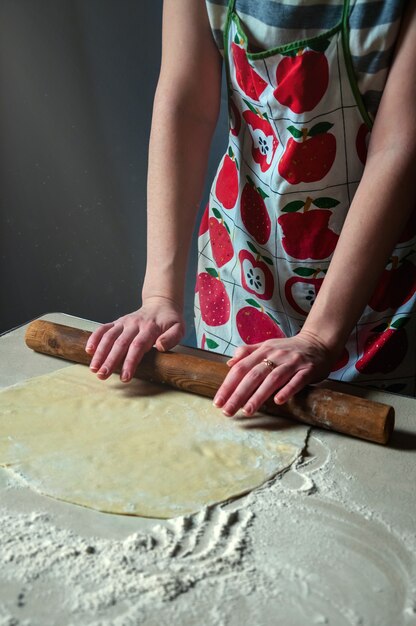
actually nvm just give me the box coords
[0,503,254,626]
[1,434,416,626]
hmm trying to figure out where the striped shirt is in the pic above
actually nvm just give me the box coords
[205,0,406,119]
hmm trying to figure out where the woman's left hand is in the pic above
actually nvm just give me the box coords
[213,331,337,417]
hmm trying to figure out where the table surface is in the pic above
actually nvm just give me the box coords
[1,312,416,626]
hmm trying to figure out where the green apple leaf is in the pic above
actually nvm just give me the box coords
[247,241,258,254]
[257,187,269,200]
[294,267,317,277]
[212,207,222,220]
[308,38,330,53]
[246,174,255,187]
[206,268,219,278]
[313,197,340,208]
[287,125,303,140]
[263,111,270,122]
[246,298,260,308]
[308,122,333,137]
[261,255,273,265]
[391,316,409,330]
[266,311,279,325]
[281,200,304,213]
[242,99,259,115]
[228,146,234,159]
[224,221,231,234]
[205,338,219,349]
[234,34,240,45]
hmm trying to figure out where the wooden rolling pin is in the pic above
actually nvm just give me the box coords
[25,320,395,444]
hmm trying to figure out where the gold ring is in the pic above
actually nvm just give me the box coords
[263,358,276,371]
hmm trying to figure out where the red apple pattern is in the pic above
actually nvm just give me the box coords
[356,123,370,165]
[239,242,274,300]
[278,123,336,184]
[236,299,285,344]
[194,17,414,386]
[196,270,230,326]
[278,196,339,259]
[242,101,279,172]
[285,267,326,316]
[330,347,349,372]
[274,47,329,113]
[231,40,267,101]
[209,208,234,267]
[240,176,271,244]
[198,203,209,237]
[229,97,241,137]
[356,318,409,374]
[215,147,239,209]
[369,255,416,312]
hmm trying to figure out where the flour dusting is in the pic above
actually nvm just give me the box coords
[1,434,416,626]
[0,501,254,625]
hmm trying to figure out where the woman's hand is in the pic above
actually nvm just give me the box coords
[213,331,337,417]
[85,297,185,382]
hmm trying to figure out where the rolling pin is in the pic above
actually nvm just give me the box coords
[25,320,395,444]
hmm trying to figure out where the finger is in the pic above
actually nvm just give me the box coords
[226,344,256,367]
[220,362,272,417]
[86,323,115,354]
[89,325,123,372]
[94,327,140,379]
[274,368,313,405]
[119,325,161,382]
[154,322,184,351]
[214,348,268,408]
[241,363,297,415]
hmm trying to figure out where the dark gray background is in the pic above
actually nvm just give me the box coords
[0,0,227,345]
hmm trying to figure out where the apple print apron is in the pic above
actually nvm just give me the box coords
[195,0,416,395]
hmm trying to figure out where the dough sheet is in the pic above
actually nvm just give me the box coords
[0,365,308,517]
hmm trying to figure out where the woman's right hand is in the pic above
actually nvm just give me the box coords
[85,296,185,382]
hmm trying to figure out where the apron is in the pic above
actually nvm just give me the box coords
[195,0,416,395]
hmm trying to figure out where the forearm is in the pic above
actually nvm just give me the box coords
[301,0,416,355]
[141,0,222,308]
[302,144,416,353]
[142,93,218,307]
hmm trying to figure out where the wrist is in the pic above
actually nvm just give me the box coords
[141,292,184,312]
[298,325,345,362]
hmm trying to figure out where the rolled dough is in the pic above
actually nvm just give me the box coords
[0,365,308,518]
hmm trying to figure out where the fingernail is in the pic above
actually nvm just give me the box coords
[98,366,109,377]
[213,395,225,408]
[90,364,99,372]
[274,395,283,405]
[223,404,235,416]
[243,404,253,416]
[85,344,95,354]
[121,371,130,382]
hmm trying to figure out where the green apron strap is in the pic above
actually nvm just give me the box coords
[342,0,351,27]
[223,0,236,69]
[227,0,236,16]
[341,0,373,128]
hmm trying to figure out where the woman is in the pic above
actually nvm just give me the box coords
[86,0,416,416]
